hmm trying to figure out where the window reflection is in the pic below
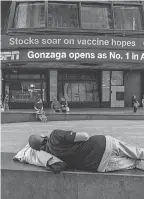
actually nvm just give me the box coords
[14,2,45,28]
[113,6,142,30]
[6,82,46,103]
[58,72,99,102]
[5,74,46,103]
[114,1,141,3]
[111,71,123,86]
[48,3,79,28]
[12,2,143,31]
[63,82,99,102]
[81,4,112,29]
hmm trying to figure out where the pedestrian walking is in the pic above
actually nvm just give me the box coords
[29,129,144,173]
[132,95,139,113]
[142,94,144,108]
[1,94,4,112]
[3,94,9,111]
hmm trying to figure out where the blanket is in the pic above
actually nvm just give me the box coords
[13,144,66,172]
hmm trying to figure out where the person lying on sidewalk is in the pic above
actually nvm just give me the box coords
[28,129,144,173]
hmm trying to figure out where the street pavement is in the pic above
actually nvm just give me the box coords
[1,120,144,153]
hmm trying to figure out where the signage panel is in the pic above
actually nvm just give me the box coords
[1,35,144,50]
[1,49,144,63]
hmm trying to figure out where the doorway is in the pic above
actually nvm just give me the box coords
[110,71,124,107]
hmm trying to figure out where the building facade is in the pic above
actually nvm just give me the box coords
[1,0,144,109]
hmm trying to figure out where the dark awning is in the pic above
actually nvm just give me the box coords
[1,62,144,70]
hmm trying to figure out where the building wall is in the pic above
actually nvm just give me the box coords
[50,70,57,101]
[1,1,11,34]
[124,71,141,107]
[141,72,144,98]
[1,1,144,108]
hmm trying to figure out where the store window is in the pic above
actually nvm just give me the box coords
[116,92,124,101]
[11,1,143,30]
[13,2,45,28]
[48,3,79,28]
[113,1,141,2]
[113,6,142,30]
[58,72,99,102]
[111,71,124,86]
[102,71,110,102]
[81,4,112,29]
[5,74,46,103]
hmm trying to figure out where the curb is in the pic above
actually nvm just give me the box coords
[1,112,144,123]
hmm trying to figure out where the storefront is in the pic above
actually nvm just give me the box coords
[1,34,144,109]
[1,0,144,109]
[2,68,48,109]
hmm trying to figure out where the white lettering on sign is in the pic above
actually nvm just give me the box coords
[77,38,109,46]
[1,50,144,63]
[97,53,107,59]
[64,39,74,45]
[41,38,61,45]
[27,51,66,60]
[0,51,19,61]
[9,37,39,45]
[4,36,142,50]
[140,53,144,60]
[69,52,95,60]
[109,52,123,60]
[111,39,136,48]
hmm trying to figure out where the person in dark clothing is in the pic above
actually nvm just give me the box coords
[4,94,9,111]
[142,94,144,108]
[1,94,4,112]
[28,129,144,173]
[34,94,47,122]
[51,97,61,113]
[132,95,139,113]
[60,97,69,113]
[34,97,43,111]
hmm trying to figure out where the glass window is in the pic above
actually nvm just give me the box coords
[61,82,99,102]
[102,71,110,102]
[8,74,42,80]
[85,82,99,102]
[50,70,57,101]
[113,6,142,30]
[67,73,82,80]
[6,82,46,103]
[113,1,141,3]
[5,74,46,102]
[58,72,99,102]
[81,4,112,29]
[111,71,123,86]
[116,92,124,101]
[13,2,45,28]
[48,3,79,28]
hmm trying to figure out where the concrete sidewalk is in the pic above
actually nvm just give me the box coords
[6,107,144,115]
[2,107,144,124]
